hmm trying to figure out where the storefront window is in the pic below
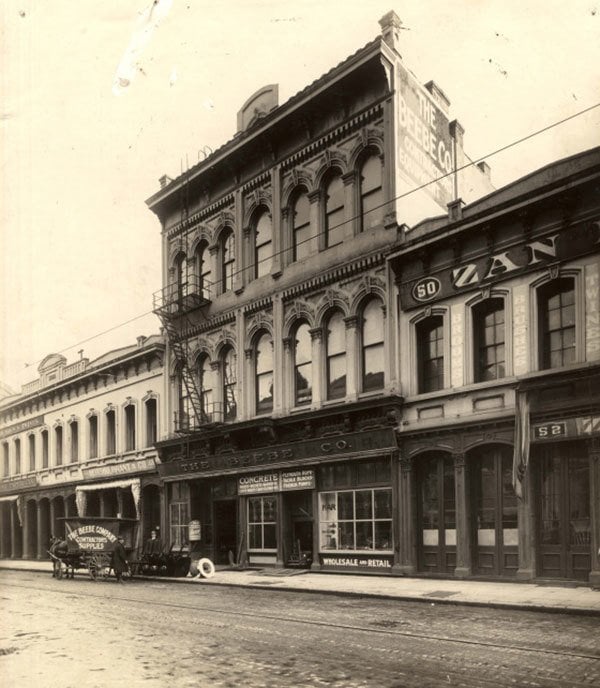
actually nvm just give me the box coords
[319,488,392,552]
[169,482,189,548]
[248,495,277,550]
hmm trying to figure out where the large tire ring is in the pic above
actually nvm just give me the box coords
[198,558,215,579]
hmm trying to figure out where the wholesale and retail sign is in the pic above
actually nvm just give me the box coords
[320,554,394,570]
[238,469,315,495]
[397,65,454,208]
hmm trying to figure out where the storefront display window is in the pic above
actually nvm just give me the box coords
[169,482,189,548]
[319,488,392,552]
[248,495,277,550]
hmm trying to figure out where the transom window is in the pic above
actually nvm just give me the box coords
[254,210,273,278]
[417,315,444,393]
[473,298,506,382]
[539,278,576,369]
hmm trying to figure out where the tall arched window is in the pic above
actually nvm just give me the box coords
[361,299,384,392]
[198,355,213,420]
[222,346,237,421]
[417,315,444,393]
[294,322,312,406]
[220,229,235,293]
[473,298,505,382]
[538,278,576,369]
[254,210,273,278]
[195,241,211,299]
[174,252,186,302]
[255,333,274,413]
[292,191,313,261]
[326,311,346,400]
[324,172,345,248]
[124,405,135,452]
[359,154,383,232]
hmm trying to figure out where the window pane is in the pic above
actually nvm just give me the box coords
[355,490,372,520]
[295,363,312,405]
[327,355,346,399]
[257,373,273,413]
[256,335,273,374]
[363,344,384,392]
[374,521,392,550]
[362,301,384,346]
[249,524,262,549]
[356,521,373,549]
[326,312,346,355]
[255,212,272,277]
[256,243,273,277]
[374,489,392,519]
[338,492,354,520]
[263,524,277,549]
[339,522,355,549]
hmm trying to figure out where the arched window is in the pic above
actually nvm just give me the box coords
[69,420,80,462]
[417,315,444,393]
[195,241,211,299]
[361,299,384,392]
[326,311,346,400]
[14,438,21,474]
[220,229,235,293]
[144,399,157,446]
[294,322,312,406]
[324,172,345,248]
[473,298,505,382]
[255,333,273,413]
[198,355,213,420]
[538,278,576,369]
[222,346,237,421]
[55,425,63,465]
[254,210,273,278]
[292,191,313,261]
[174,252,186,301]
[359,154,383,232]
[2,441,9,476]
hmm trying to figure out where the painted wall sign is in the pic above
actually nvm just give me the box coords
[531,415,600,441]
[400,220,600,310]
[397,65,454,207]
[238,469,316,495]
[0,415,45,440]
[188,520,202,541]
[319,554,393,570]
[82,457,157,480]
[158,428,397,479]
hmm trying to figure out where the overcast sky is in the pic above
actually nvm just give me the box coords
[1,0,599,393]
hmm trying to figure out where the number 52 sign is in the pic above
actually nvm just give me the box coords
[534,422,566,440]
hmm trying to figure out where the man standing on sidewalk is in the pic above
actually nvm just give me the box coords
[111,536,129,583]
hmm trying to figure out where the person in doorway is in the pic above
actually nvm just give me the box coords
[112,536,129,583]
[143,529,163,557]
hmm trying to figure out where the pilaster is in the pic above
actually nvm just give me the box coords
[453,452,472,578]
[516,457,536,581]
[309,328,323,409]
[588,438,600,588]
[393,452,417,575]
[344,316,359,401]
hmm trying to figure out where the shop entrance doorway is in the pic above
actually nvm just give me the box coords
[213,499,237,565]
[469,445,518,577]
[417,452,456,574]
[284,490,313,567]
[536,443,591,581]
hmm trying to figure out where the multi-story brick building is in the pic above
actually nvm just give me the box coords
[0,335,166,560]
[146,13,493,572]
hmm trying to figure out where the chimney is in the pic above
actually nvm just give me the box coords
[137,336,147,348]
[159,174,173,189]
[477,161,491,179]
[447,198,465,222]
[379,10,403,52]
[424,81,451,115]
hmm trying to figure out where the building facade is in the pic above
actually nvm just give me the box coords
[146,14,494,573]
[0,335,166,559]
[389,147,600,586]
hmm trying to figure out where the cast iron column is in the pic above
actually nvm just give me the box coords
[393,452,417,575]
[453,452,472,578]
[588,438,600,588]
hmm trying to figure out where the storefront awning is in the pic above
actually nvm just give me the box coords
[76,478,141,517]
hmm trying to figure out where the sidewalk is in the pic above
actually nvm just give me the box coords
[2,558,599,616]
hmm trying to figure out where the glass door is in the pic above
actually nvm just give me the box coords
[470,446,518,577]
[537,443,591,581]
[417,453,456,573]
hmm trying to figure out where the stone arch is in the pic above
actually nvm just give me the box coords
[315,289,350,325]
[350,276,387,316]
[283,300,316,337]
[348,131,385,170]
[314,154,348,191]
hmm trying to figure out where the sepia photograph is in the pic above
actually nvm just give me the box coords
[1,1,599,686]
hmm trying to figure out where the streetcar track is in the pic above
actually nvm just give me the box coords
[4,580,600,663]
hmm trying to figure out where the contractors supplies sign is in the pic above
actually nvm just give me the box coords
[64,519,119,552]
[238,469,316,495]
[397,65,454,207]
